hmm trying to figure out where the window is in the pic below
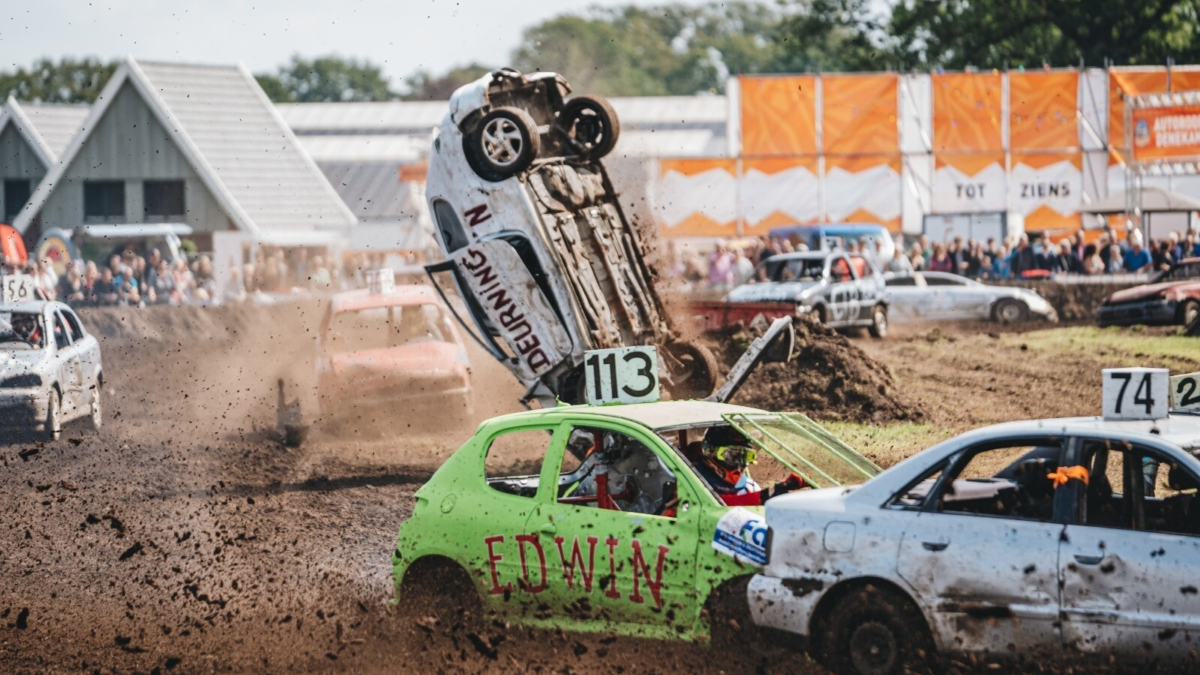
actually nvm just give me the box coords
[60,309,84,342]
[1080,440,1200,537]
[432,199,468,252]
[934,439,1064,521]
[52,312,71,350]
[886,276,917,287]
[83,181,125,222]
[143,180,185,221]
[831,257,855,282]
[3,179,31,221]
[923,275,964,287]
[485,428,554,498]
[557,428,677,516]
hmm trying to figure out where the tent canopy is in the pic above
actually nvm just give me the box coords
[1081,186,1200,214]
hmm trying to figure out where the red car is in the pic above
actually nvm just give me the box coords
[1097,257,1200,327]
[316,286,473,422]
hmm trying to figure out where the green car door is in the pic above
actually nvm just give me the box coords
[517,419,705,638]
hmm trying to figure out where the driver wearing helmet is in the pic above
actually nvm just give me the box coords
[10,313,43,347]
[696,425,806,506]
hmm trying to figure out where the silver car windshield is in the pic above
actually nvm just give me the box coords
[0,311,47,350]
[762,258,825,282]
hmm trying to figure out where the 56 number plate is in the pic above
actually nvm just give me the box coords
[1,274,35,305]
[584,346,660,405]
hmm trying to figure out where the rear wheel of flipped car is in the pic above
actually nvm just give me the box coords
[87,385,102,433]
[44,389,62,442]
[868,304,888,339]
[665,340,720,400]
[557,95,620,160]
[465,106,540,180]
[398,557,481,633]
[817,585,936,675]
[992,298,1029,324]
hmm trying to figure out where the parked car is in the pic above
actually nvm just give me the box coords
[315,286,472,423]
[884,271,1058,323]
[768,223,896,262]
[720,251,889,337]
[392,399,880,641]
[423,68,717,407]
[747,411,1200,674]
[1097,257,1200,327]
[0,301,102,440]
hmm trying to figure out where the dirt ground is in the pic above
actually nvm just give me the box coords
[3,304,1197,675]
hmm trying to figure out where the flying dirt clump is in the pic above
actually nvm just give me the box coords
[708,318,925,423]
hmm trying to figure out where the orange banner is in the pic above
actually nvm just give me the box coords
[933,73,1003,152]
[1131,103,1200,161]
[740,75,817,157]
[821,74,898,155]
[1009,71,1078,150]
[1109,69,1168,156]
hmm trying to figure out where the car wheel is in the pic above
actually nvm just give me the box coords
[557,95,620,160]
[992,299,1029,323]
[87,385,102,432]
[399,558,481,631]
[464,106,540,180]
[812,305,828,325]
[664,340,720,400]
[868,304,888,339]
[45,389,62,441]
[1180,299,1200,326]
[818,585,935,675]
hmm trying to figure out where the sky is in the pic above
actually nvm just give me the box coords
[1,0,715,87]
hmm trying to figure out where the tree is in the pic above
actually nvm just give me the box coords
[402,63,492,101]
[888,0,1200,70]
[772,0,895,72]
[255,56,396,103]
[0,58,117,104]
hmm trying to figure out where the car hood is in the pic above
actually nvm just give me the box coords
[763,485,859,527]
[1107,281,1180,304]
[327,342,467,380]
[725,281,821,303]
[0,349,48,379]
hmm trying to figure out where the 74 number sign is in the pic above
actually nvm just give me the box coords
[584,346,660,405]
[1102,368,1169,420]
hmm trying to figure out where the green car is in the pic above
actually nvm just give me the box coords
[392,399,879,641]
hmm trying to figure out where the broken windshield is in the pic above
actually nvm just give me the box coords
[0,311,46,350]
[722,412,882,488]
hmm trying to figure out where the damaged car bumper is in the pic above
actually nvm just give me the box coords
[0,388,49,428]
[1096,298,1177,327]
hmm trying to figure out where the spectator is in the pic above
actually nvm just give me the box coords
[707,243,735,289]
[92,268,119,306]
[733,248,755,286]
[172,259,196,300]
[308,255,333,290]
[149,259,177,304]
[1124,239,1152,273]
[1053,240,1082,274]
[1152,240,1174,272]
[1106,243,1125,273]
[57,266,86,304]
[887,247,914,274]
[991,244,1012,279]
[928,243,953,272]
[194,255,216,297]
[1082,244,1105,275]
[1009,235,1037,277]
[33,259,58,300]
[83,261,99,303]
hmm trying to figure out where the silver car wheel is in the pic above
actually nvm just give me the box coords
[89,386,103,432]
[481,118,525,167]
[45,391,62,441]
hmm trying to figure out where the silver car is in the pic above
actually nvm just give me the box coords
[0,301,103,440]
[884,271,1057,323]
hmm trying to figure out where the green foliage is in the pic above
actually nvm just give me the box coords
[402,63,492,101]
[0,58,117,104]
[773,0,895,72]
[256,55,396,103]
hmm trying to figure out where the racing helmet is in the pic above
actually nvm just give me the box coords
[702,425,756,470]
[10,313,39,342]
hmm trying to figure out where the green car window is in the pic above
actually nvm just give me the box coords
[484,428,555,498]
[557,427,680,518]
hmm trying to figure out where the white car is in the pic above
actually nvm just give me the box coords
[423,69,717,407]
[747,412,1200,674]
[884,271,1057,323]
[0,301,103,439]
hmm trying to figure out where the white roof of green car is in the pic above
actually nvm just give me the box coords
[497,400,767,431]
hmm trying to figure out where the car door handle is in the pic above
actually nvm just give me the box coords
[1074,554,1104,566]
[922,541,949,552]
[539,522,557,536]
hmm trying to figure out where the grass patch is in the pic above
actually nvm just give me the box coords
[820,421,949,469]
[1003,326,1200,370]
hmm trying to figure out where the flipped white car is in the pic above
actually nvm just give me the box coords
[423,69,717,407]
[748,412,1200,674]
[883,271,1057,323]
[0,301,102,439]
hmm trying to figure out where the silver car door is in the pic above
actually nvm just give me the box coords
[1059,439,1200,657]
[827,255,858,325]
[61,308,99,387]
[51,310,84,417]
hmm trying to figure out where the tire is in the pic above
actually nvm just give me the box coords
[464,106,540,180]
[44,389,62,441]
[812,305,828,325]
[992,299,1029,323]
[818,585,936,675]
[868,304,888,339]
[557,95,620,160]
[664,340,720,400]
[1179,299,1200,327]
[87,385,102,432]
[399,558,481,631]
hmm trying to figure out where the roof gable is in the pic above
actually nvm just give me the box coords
[0,97,57,169]
[13,57,355,235]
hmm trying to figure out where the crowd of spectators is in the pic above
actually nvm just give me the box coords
[666,225,1200,291]
[1,246,418,308]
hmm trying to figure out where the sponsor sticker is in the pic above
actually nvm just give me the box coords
[712,507,768,567]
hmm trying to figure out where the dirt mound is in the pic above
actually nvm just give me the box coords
[709,318,924,423]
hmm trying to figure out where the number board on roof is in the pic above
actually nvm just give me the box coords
[584,346,660,405]
[1103,367,1169,421]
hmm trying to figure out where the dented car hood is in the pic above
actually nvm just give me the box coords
[1107,279,1200,304]
[0,349,49,379]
